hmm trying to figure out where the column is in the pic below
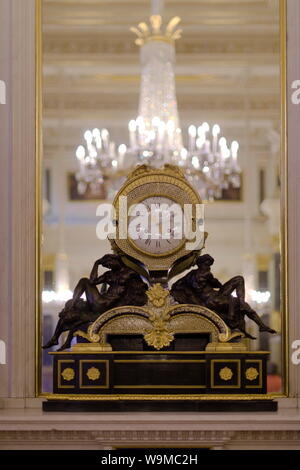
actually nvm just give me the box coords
[0,0,37,399]
[287,0,300,400]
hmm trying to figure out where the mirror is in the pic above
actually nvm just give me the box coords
[40,0,284,395]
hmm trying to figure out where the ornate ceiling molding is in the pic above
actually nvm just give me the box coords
[43,33,279,57]
[43,93,279,112]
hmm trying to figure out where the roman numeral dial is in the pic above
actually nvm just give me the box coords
[128,196,184,256]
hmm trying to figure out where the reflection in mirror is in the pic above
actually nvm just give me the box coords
[41,0,282,394]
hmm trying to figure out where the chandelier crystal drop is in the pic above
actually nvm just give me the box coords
[75,13,241,201]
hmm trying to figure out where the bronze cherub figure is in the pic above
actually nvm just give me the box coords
[43,254,148,351]
[171,254,276,339]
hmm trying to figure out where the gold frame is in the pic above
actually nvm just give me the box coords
[36,0,289,400]
[35,0,43,397]
[280,0,288,399]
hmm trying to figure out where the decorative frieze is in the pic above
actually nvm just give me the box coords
[43,34,279,57]
[0,429,300,449]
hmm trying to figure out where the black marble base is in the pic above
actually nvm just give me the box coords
[50,351,270,395]
[43,399,278,413]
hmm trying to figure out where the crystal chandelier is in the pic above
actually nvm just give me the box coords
[75,10,241,201]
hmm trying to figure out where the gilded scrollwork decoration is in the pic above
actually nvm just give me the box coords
[144,284,174,350]
[144,312,174,350]
[146,283,169,308]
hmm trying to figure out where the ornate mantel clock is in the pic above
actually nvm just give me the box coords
[112,164,205,275]
[43,165,277,412]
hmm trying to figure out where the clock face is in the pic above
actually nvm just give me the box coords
[112,165,204,271]
[128,196,184,256]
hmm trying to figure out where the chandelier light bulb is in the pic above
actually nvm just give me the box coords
[152,116,160,127]
[219,137,227,148]
[118,144,127,166]
[196,136,205,149]
[192,156,200,169]
[212,124,221,137]
[180,148,188,160]
[76,145,86,160]
[202,122,210,133]
[231,140,239,159]
[92,128,100,138]
[101,128,109,141]
[188,125,197,138]
[95,136,102,149]
[224,147,231,159]
[84,130,93,143]
[118,144,127,154]
[109,141,116,156]
[128,120,137,132]
[92,128,102,149]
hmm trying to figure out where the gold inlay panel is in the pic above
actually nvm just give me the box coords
[245,359,263,389]
[57,360,75,389]
[211,359,241,389]
[79,360,109,389]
